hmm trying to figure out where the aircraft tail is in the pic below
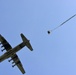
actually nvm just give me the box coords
[20,33,33,51]
[20,33,29,43]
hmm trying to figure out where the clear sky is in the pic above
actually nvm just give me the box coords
[0,0,76,75]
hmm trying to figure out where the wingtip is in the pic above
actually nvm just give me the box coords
[23,71,26,74]
[20,33,23,36]
[31,49,33,51]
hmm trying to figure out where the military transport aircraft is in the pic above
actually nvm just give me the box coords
[0,33,33,74]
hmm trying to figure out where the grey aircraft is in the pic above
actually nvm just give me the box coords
[0,33,33,74]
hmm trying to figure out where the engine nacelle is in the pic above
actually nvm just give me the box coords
[12,64,16,67]
[12,61,20,67]
[1,49,5,52]
[9,55,18,62]
[1,45,4,48]
[12,61,14,64]
[8,59,12,62]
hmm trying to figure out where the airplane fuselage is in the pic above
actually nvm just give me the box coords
[0,42,25,62]
[0,33,33,74]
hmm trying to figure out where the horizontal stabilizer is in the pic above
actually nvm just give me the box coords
[20,33,33,51]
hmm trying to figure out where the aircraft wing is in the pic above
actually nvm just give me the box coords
[0,34,25,74]
[0,34,12,51]
[11,54,25,74]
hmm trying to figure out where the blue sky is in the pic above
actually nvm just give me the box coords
[0,0,76,75]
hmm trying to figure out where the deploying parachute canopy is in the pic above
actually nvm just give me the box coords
[47,14,76,34]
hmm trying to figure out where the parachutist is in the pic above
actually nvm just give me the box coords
[47,31,50,34]
[47,14,76,34]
